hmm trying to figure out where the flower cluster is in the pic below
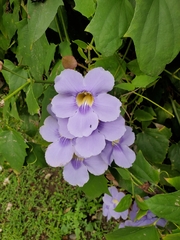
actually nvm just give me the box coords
[40,67,136,186]
[102,187,166,228]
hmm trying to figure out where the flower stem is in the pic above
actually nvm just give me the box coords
[133,91,174,118]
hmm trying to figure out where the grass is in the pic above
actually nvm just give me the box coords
[0,164,119,240]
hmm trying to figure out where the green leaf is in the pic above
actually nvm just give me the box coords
[86,0,133,56]
[80,174,108,198]
[105,226,160,240]
[74,0,95,18]
[134,109,155,122]
[135,195,149,211]
[0,129,28,172]
[25,83,40,115]
[163,233,180,240]
[114,194,132,212]
[73,40,88,49]
[136,128,169,164]
[2,60,27,92]
[115,167,131,180]
[125,0,180,76]
[28,0,63,43]
[127,59,143,76]
[165,176,180,191]
[20,114,39,137]
[132,75,158,88]
[17,22,52,80]
[145,190,180,224]
[168,142,180,172]
[130,151,160,184]
[115,83,135,91]
[93,54,126,79]
[26,143,47,167]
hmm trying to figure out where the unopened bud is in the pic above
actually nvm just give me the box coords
[62,56,77,69]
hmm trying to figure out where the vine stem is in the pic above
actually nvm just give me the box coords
[3,80,31,102]
[164,69,180,81]
[133,91,174,118]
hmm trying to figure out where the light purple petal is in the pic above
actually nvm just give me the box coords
[75,130,106,158]
[84,67,114,95]
[98,116,126,141]
[156,218,167,227]
[121,210,129,220]
[63,159,89,187]
[67,107,98,137]
[93,93,121,122]
[39,116,59,142]
[54,69,84,95]
[47,103,56,118]
[83,155,108,175]
[58,118,75,139]
[103,194,113,205]
[51,94,77,118]
[113,144,136,168]
[109,186,119,199]
[120,126,135,146]
[45,138,74,167]
[101,141,113,165]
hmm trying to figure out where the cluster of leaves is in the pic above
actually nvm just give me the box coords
[1,0,180,239]
[0,165,117,239]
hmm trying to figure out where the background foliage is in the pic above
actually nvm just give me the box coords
[1,0,180,239]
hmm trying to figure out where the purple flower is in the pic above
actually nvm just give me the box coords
[74,115,126,158]
[103,186,128,221]
[63,153,108,187]
[51,67,121,137]
[101,126,136,168]
[119,201,167,228]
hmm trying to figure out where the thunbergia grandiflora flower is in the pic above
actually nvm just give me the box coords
[39,67,136,186]
[119,200,166,228]
[51,67,121,137]
[103,186,128,221]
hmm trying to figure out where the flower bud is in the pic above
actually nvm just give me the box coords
[62,56,77,69]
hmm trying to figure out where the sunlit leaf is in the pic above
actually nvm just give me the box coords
[125,0,180,76]
[146,191,180,224]
[86,0,133,56]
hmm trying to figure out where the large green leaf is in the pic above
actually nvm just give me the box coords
[165,176,180,191]
[130,151,160,184]
[125,0,180,76]
[74,0,95,18]
[0,129,28,172]
[146,191,180,224]
[136,128,169,163]
[105,226,160,240]
[168,142,180,172]
[17,22,51,80]
[27,0,63,43]
[86,0,133,56]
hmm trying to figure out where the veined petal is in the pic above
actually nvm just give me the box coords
[98,116,126,141]
[68,107,98,137]
[101,141,113,165]
[58,118,75,139]
[84,67,114,95]
[113,144,136,168]
[45,138,74,167]
[54,69,84,95]
[84,155,108,175]
[51,94,77,118]
[63,160,89,187]
[120,126,135,146]
[93,93,121,122]
[75,130,106,158]
[39,116,59,142]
